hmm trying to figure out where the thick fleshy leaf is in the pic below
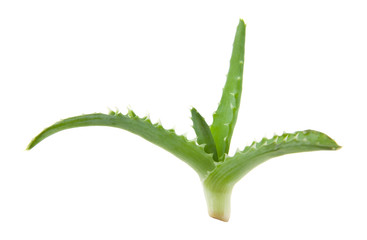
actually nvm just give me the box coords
[191,107,218,161]
[211,19,246,161]
[204,130,341,187]
[27,110,216,178]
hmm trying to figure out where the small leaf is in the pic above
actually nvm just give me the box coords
[211,19,246,161]
[191,107,218,161]
[27,112,216,178]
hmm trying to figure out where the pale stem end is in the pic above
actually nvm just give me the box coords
[203,184,233,222]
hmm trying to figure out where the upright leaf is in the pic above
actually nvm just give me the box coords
[211,19,246,161]
[191,108,218,161]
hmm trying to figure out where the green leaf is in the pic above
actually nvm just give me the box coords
[211,19,246,161]
[27,110,216,178]
[191,107,218,161]
[204,130,341,187]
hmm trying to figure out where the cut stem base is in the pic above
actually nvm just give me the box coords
[203,185,233,222]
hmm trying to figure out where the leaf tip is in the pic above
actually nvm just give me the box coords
[303,129,341,151]
[239,18,246,26]
[334,144,342,150]
[26,139,36,151]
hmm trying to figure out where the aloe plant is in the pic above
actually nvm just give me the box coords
[27,19,340,222]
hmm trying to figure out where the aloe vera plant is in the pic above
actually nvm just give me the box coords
[27,19,340,222]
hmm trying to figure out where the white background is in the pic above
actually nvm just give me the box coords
[1,0,366,239]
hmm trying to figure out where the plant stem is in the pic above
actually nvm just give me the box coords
[203,181,233,222]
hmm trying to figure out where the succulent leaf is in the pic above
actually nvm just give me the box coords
[191,107,218,161]
[211,19,246,161]
[205,130,341,187]
[27,111,216,178]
